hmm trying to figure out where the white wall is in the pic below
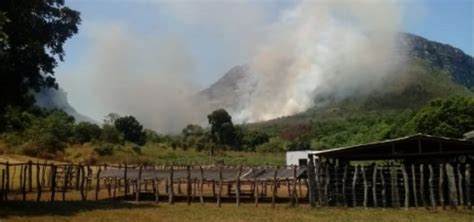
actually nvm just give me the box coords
[286,150,316,166]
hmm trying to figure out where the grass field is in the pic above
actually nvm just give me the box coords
[0,201,472,222]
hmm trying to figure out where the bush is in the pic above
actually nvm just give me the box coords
[94,143,114,156]
[255,138,286,153]
[74,122,102,144]
[101,124,123,144]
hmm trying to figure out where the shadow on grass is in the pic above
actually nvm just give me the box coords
[0,200,156,219]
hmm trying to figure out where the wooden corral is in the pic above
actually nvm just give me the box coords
[0,134,473,209]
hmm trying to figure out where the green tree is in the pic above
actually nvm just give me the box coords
[413,96,474,138]
[73,122,102,144]
[239,129,270,151]
[114,116,145,145]
[0,1,80,113]
[101,124,122,144]
[144,129,162,144]
[207,109,237,148]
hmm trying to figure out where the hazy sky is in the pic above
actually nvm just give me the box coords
[54,0,473,123]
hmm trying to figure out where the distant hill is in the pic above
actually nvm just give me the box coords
[199,33,474,128]
[34,87,98,124]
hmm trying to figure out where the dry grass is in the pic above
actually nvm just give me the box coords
[0,201,472,222]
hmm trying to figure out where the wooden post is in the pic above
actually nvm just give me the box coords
[352,165,359,207]
[28,161,33,192]
[445,163,458,209]
[253,169,259,207]
[199,166,204,204]
[217,165,223,207]
[80,166,86,201]
[362,165,368,208]
[401,165,409,210]
[186,165,191,205]
[51,164,57,201]
[95,168,101,201]
[5,162,9,201]
[372,165,378,207]
[428,164,436,209]
[76,164,81,190]
[465,164,471,209]
[168,166,174,204]
[1,169,5,201]
[291,165,298,207]
[420,164,427,209]
[272,167,279,208]
[136,166,142,202]
[236,166,243,207]
[324,164,330,205]
[380,167,387,208]
[457,164,464,206]
[22,164,27,201]
[342,165,348,207]
[411,164,418,208]
[62,165,69,201]
[154,178,160,204]
[307,155,317,207]
[19,165,24,200]
[439,163,445,210]
[315,160,322,206]
[390,166,400,208]
[36,163,42,202]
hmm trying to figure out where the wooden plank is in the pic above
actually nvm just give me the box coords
[465,164,471,209]
[401,165,409,210]
[411,164,418,208]
[439,163,445,210]
[372,165,378,207]
[428,164,436,209]
[291,165,298,207]
[352,165,359,207]
[80,166,86,201]
[445,163,458,209]
[315,159,322,206]
[362,165,368,208]
[63,165,69,201]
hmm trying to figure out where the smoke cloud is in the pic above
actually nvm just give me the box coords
[236,0,403,122]
[59,0,406,132]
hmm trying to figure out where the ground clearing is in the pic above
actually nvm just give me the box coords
[0,201,472,222]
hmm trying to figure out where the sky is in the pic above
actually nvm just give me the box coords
[54,0,474,124]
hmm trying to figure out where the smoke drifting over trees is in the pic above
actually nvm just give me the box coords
[59,0,408,133]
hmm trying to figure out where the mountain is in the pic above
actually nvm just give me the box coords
[34,87,98,123]
[199,33,474,123]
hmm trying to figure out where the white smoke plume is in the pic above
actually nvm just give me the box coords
[236,0,403,122]
[59,0,406,132]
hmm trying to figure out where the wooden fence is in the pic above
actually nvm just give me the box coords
[0,161,472,209]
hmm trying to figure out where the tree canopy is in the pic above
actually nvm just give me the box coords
[114,116,145,145]
[413,96,474,138]
[207,109,237,147]
[0,0,80,113]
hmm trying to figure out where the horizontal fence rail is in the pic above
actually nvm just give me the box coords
[0,161,472,209]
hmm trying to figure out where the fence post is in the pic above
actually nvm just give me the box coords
[457,164,464,206]
[445,163,458,209]
[95,167,101,201]
[465,164,471,209]
[342,165,348,207]
[420,164,427,209]
[379,167,387,208]
[401,164,409,210]
[186,165,191,205]
[217,165,223,208]
[36,163,42,202]
[236,166,242,207]
[428,164,436,209]
[50,164,57,201]
[439,163,445,210]
[372,165,378,207]
[307,155,317,207]
[411,164,418,208]
[199,166,204,204]
[352,165,359,207]
[28,161,33,192]
[168,166,174,205]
